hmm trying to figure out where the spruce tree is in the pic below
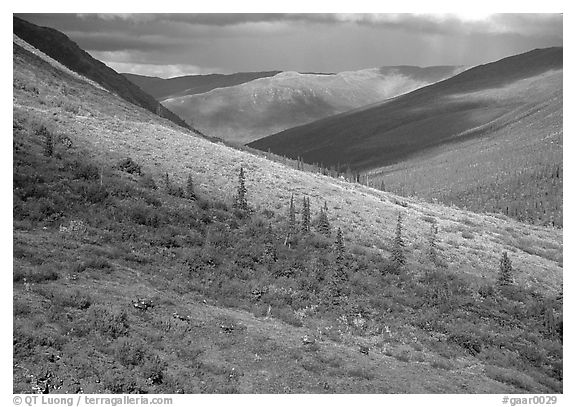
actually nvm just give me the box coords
[288,194,296,232]
[39,126,53,157]
[428,219,438,265]
[391,212,406,268]
[316,203,331,237]
[233,166,248,211]
[262,223,278,263]
[301,196,311,234]
[498,251,513,286]
[186,173,196,200]
[335,227,345,260]
[163,172,171,193]
[285,194,296,246]
[326,227,348,303]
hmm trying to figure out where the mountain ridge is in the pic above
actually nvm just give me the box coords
[13,16,190,130]
[162,65,464,143]
[249,47,562,170]
[123,70,283,101]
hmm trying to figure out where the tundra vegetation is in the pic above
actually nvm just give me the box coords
[13,117,562,393]
[12,31,562,394]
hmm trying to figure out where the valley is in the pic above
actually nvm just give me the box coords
[128,66,462,144]
[12,16,563,396]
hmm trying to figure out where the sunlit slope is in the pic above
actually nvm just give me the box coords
[13,38,561,294]
[13,16,190,130]
[249,48,562,171]
[163,66,462,144]
[12,34,563,394]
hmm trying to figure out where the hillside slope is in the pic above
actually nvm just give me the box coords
[123,71,283,100]
[249,47,562,170]
[163,66,462,144]
[13,16,190,130]
[365,76,562,227]
[13,36,562,394]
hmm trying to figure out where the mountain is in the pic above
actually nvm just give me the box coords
[161,66,463,144]
[13,33,562,394]
[13,16,190,130]
[249,47,562,170]
[123,71,282,100]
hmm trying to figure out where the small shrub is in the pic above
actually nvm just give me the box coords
[430,357,453,370]
[53,289,92,310]
[37,125,53,157]
[461,231,474,240]
[139,174,157,189]
[114,338,146,366]
[100,369,139,393]
[142,354,166,385]
[66,159,100,181]
[413,352,426,362]
[273,307,303,327]
[301,358,323,374]
[485,365,538,391]
[13,265,59,283]
[85,257,112,271]
[116,157,142,175]
[13,300,31,316]
[78,182,109,204]
[87,305,129,339]
[347,367,376,380]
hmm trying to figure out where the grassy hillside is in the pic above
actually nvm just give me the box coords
[249,47,562,170]
[163,67,462,144]
[364,78,562,227]
[13,36,562,394]
[13,16,190,130]
[123,71,283,101]
[249,48,562,227]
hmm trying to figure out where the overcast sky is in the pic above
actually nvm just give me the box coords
[15,13,563,78]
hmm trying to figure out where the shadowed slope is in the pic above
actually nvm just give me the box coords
[163,66,462,143]
[249,47,562,171]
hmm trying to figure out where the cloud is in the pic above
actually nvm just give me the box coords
[75,13,561,38]
[104,61,224,78]
[15,13,562,75]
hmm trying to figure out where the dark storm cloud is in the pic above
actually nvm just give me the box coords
[19,13,563,38]
[14,13,562,78]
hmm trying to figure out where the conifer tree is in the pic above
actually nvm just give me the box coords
[301,196,311,234]
[233,166,248,211]
[163,172,171,193]
[39,126,53,157]
[428,219,438,264]
[335,227,345,260]
[288,194,296,232]
[326,227,348,303]
[498,251,513,286]
[391,212,406,268]
[285,194,296,246]
[543,306,557,336]
[186,173,196,200]
[262,223,278,263]
[316,203,331,237]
